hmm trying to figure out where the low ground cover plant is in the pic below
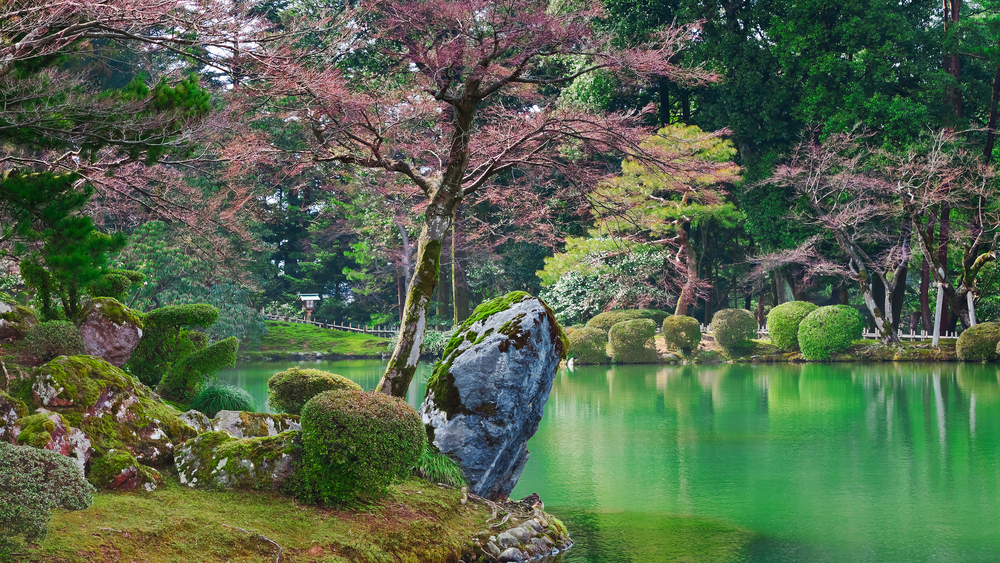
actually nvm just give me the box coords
[189,385,258,418]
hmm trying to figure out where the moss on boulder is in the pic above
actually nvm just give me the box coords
[88,449,163,492]
[175,430,299,491]
[0,391,28,443]
[0,303,38,340]
[76,297,144,367]
[956,322,1000,362]
[12,412,92,473]
[211,410,300,438]
[567,327,609,365]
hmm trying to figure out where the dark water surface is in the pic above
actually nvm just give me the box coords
[218,361,1000,563]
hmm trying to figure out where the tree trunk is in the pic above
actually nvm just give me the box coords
[984,60,1000,161]
[658,78,670,127]
[453,258,470,324]
[674,222,697,316]
[396,265,406,319]
[436,258,450,329]
[920,255,932,332]
[756,287,767,326]
[938,206,950,327]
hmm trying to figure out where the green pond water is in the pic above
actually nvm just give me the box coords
[217,360,1000,563]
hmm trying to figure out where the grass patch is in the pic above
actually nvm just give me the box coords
[257,322,389,357]
[21,475,491,562]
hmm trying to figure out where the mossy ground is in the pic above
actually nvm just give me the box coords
[255,322,388,357]
[21,475,497,563]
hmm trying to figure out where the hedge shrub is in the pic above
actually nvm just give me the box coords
[797,305,864,361]
[189,385,258,418]
[956,322,1000,362]
[586,309,669,332]
[23,320,85,363]
[296,389,424,505]
[662,315,701,355]
[766,301,819,350]
[267,367,362,415]
[126,304,219,386]
[567,327,609,364]
[608,319,658,364]
[0,442,94,560]
[156,336,239,403]
[711,308,757,356]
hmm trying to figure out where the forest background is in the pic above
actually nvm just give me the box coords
[3,0,1000,353]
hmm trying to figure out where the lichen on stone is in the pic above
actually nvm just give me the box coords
[175,430,299,490]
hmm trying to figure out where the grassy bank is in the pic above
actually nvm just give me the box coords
[252,322,389,358]
[20,476,506,563]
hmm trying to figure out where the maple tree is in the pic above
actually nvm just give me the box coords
[229,0,721,395]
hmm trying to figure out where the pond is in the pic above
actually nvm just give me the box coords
[217,361,1000,563]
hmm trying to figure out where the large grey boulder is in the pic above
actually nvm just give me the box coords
[175,430,298,490]
[77,298,144,367]
[419,292,567,499]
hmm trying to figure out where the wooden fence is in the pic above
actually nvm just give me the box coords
[697,324,959,341]
[263,314,398,337]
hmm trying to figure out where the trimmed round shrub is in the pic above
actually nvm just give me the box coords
[711,308,757,356]
[296,389,425,505]
[608,319,658,364]
[23,320,85,363]
[797,305,865,361]
[956,322,1000,362]
[663,315,701,355]
[586,309,669,331]
[267,367,362,415]
[567,327,609,365]
[766,301,819,350]
[189,385,258,418]
[0,442,94,559]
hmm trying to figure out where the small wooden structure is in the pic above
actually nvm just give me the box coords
[298,294,320,321]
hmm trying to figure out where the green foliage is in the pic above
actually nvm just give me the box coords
[1,171,126,320]
[767,301,820,350]
[586,309,669,331]
[567,327,610,365]
[126,304,219,386]
[662,315,702,355]
[24,321,85,363]
[259,321,389,356]
[189,385,258,418]
[296,389,425,505]
[538,271,608,326]
[267,367,362,415]
[956,323,1000,362]
[0,442,94,560]
[797,305,865,361]
[86,269,145,302]
[608,319,658,364]
[156,337,239,403]
[413,443,467,487]
[710,309,758,356]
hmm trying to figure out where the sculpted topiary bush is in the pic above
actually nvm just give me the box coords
[766,301,819,350]
[662,315,701,355]
[296,389,424,505]
[608,319,658,364]
[126,304,219,386]
[797,305,864,361]
[567,327,609,364]
[156,336,239,403]
[23,320,85,363]
[956,322,1000,362]
[189,385,258,418]
[711,308,757,356]
[267,367,362,415]
[0,442,94,560]
[586,309,669,331]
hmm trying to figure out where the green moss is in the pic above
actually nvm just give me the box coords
[0,391,28,419]
[257,321,389,356]
[87,450,139,489]
[76,297,143,328]
[15,413,69,449]
[34,355,136,408]
[176,430,298,491]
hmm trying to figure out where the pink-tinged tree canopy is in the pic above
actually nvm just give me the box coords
[230,0,722,396]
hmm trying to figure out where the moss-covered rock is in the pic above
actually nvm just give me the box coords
[76,297,144,367]
[662,315,701,355]
[956,322,1000,362]
[766,301,819,350]
[711,308,757,356]
[175,430,299,491]
[586,309,669,332]
[0,391,28,444]
[30,355,197,466]
[267,367,362,415]
[0,302,38,340]
[12,412,92,473]
[87,449,162,492]
[22,320,86,365]
[608,319,658,364]
[212,410,300,438]
[567,327,609,365]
